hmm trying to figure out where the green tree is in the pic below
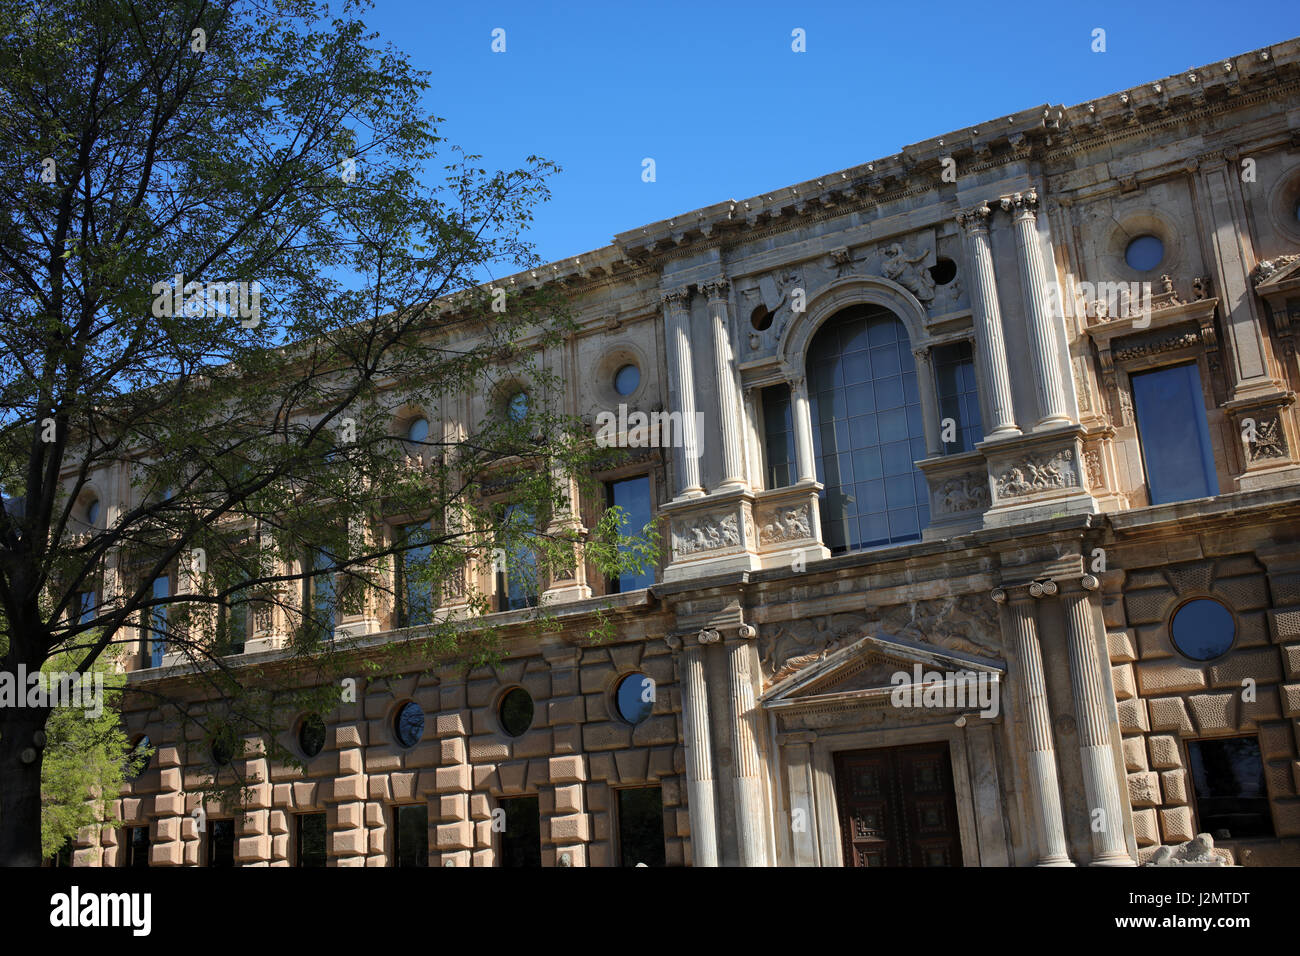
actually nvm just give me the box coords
[0,0,654,865]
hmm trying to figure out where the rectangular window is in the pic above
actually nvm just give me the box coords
[606,476,654,593]
[394,804,428,867]
[306,548,338,641]
[1131,362,1219,505]
[295,812,327,867]
[497,795,541,867]
[207,819,235,867]
[496,505,538,613]
[1187,736,1274,839]
[617,786,666,867]
[762,384,797,488]
[75,589,96,626]
[932,341,984,454]
[396,521,433,628]
[125,826,150,867]
[147,574,170,668]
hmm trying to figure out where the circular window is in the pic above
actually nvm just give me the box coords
[211,737,235,766]
[394,701,425,748]
[406,417,429,444]
[499,687,534,738]
[298,713,326,757]
[614,364,640,396]
[1125,234,1165,272]
[1170,598,1236,661]
[126,735,151,779]
[750,305,774,331]
[928,257,957,286]
[506,390,529,422]
[616,673,655,725]
[86,498,100,524]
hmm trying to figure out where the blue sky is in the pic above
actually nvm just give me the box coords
[360,0,1299,268]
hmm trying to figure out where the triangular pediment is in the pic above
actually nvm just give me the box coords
[1255,255,1300,295]
[760,632,1004,710]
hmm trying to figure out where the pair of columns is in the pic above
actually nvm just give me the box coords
[662,280,747,500]
[993,576,1132,865]
[678,625,770,867]
[958,190,1071,436]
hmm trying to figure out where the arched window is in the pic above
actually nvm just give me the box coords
[808,305,928,552]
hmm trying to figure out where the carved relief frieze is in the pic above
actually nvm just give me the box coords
[757,502,813,544]
[1245,414,1288,462]
[934,473,990,514]
[1084,449,1104,489]
[671,510,741,558]
[993,448,1079,499]
[880,241,935,305]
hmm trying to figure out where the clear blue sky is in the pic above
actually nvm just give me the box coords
[361,0,1299,267]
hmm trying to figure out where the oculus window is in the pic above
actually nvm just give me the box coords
[1125,234,1165,271]
[615,673,655,725]
[298,713,327,757]
[394,701,425,749]
[1130,363,1218,505]
[499,687,534,738]
[614,363,640,396]
[1170,598,1235,661]
[808,305,928,552]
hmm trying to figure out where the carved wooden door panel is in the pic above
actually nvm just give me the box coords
[834,742,962,867]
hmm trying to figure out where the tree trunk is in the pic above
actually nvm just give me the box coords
[0,704,51,866]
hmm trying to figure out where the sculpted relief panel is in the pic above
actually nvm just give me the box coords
[758,594,1001,688]
[993,449,1078,499]
[757,502,813,544]
[671,510,741,558]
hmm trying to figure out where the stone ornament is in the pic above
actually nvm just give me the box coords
[672,511,740,557]
[1028,579,1058,598]
[697,628,721,645]
[880,242,935,303]
[758,503,812,543]
[737,624,757,640]
[994,449,1078,499]
[1084,449,1103,490]
[1146,833,1230,866]
[1245,414,1287,462]
[935,474,990,514]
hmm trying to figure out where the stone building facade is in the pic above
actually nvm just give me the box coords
[73,37,1300,866]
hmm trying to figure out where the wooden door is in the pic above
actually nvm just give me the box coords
[834,741,962,867]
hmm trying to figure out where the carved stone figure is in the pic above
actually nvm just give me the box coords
[1146,833,1230,866]
[759,504,812,543]
[880,242,935,302]
[937,475,990,514]
[1247,415,1287,462]
[672,511,740,557]
[994,449,1077,498]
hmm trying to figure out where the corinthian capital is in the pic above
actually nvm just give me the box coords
[661,287,692,310]
[956,201,992,233]
[1000,189,1040,218]
[699,278,731,301]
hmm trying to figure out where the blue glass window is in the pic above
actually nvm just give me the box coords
[809,307,929,552]
[1170,598,1235,660]
[498,505,538,611]
[76,590,96,625]
[1130,363,1218,505]
[148,575,170,667]
[933,341,984,454]
[307,548,337,641]
[762,384,796,488]
[607,476,653,593]
[397,521,433,627]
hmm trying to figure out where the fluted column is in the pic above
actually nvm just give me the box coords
[703,278,746,491]
[995,586,1073,865]
[1061,576,1135,865]
[680,633,719,866]
[1003,190,1071,427]
[958,202,1019,438]
[725,624,771,866]
[913,346,944,457]
[790,375,817,483]
[661,288,704,498]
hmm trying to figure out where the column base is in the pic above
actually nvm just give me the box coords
[1037,856,1077,867]
[1090,853,1138,866]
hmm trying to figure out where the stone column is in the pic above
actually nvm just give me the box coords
[680,633,719,866]
[1003,190,1071,427]
[958,202,1019,438]
[725,624,771,866]
[703,278,746,491]
[781,731,820,866]
[790,375,817,483]
[995,586,1072,865]
[662,288,704,499]
[1061,576,1134,865]
[913,346,944,457]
